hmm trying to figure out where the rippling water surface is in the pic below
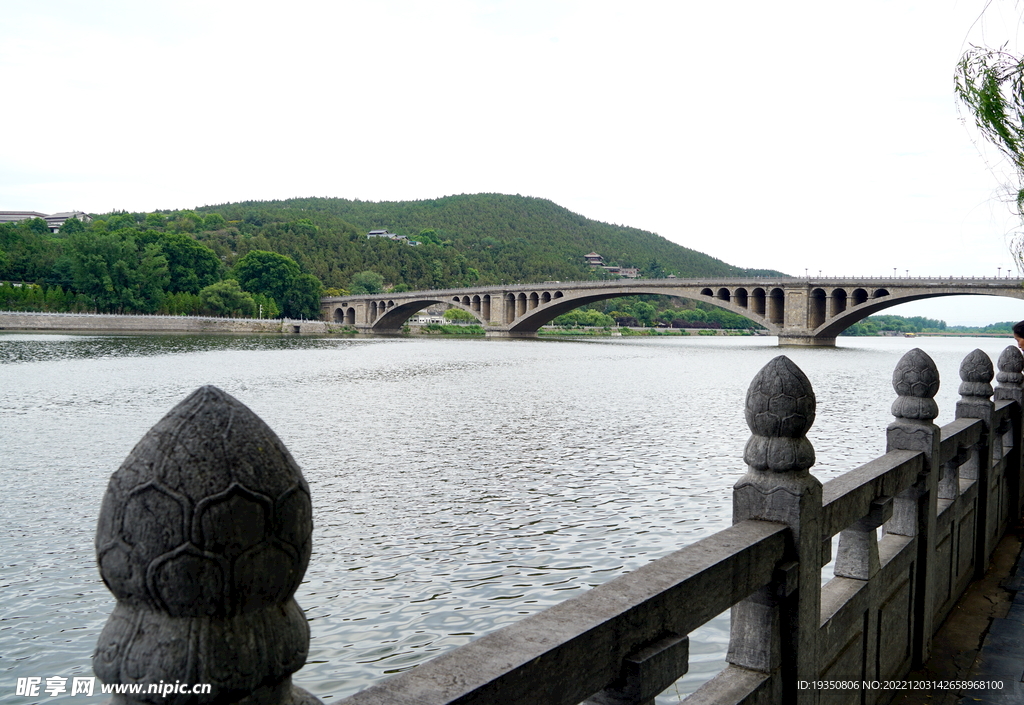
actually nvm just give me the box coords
[0,332,1015,704]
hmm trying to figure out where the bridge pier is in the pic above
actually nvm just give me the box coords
[485,329,539,339]
[778,334,836,347]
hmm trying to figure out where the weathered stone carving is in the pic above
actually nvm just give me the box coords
[958,348,994,404]
[742,355,816,474]
[93,386,321,705]
[890,348,940,424]
[996,345,1024,405]
[951,349,994,498]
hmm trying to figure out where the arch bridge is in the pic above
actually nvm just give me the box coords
[321,277,1024,346]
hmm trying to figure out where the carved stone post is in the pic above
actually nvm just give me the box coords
[93,386,322,705]
[956,349,994,423]
[883,348,940,666]
[955,349,996,577]
[731,356,821,704]
[995,345,1024,407]
[995,346,1024,519]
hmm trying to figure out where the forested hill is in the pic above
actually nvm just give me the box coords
[193,194,785,286]
[0,193,786,321]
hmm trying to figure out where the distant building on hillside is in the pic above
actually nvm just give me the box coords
[367,229,421,245]
[0,210,91,233]
[583,251,639,278]
[600,265,639,278]
[0,211,47,224]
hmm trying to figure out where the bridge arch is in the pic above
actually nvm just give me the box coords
[769,288,784,324]
[831,288,847,317]
[372,299,488,330]
[813,289,1024,339]
[332,306,356,325]
[749,288,764,316]
[809,288,827,329]
[504,286,776,334]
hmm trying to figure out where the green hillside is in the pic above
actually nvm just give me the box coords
[192,194,785,287]
[0,194,786,320]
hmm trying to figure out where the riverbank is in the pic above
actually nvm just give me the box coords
[0,311,339,335]
[3,312,1013,341]
[0,313,763,338]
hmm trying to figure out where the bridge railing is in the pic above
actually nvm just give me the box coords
[320,275,1024,302]
[90,346,1024,705]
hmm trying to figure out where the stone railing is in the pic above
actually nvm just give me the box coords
[91,347,1024,705]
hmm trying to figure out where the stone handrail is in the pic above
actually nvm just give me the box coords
[337,520,788,705]
[91,347,1024,705]
[319,275,1024,300]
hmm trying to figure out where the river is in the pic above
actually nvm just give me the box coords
[0,332,1017,704]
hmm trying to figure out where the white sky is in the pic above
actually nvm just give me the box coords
[4,0,1024,325]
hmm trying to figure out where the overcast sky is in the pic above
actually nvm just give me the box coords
[4,0,1024,325]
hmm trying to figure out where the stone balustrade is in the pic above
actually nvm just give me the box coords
[92,347,1024,705]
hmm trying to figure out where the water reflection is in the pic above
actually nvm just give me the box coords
[0,333,1016,704]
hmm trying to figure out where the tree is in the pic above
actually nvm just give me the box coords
[644,258,667,279]
[173,211,203,233]
[68,231,169,312]
[281,272,323,319]
[107,212,137,230]
[203,213,227,231]
[349,270,384,294]
[632,301,656,326]
[199,279,257,317]
[234,250,301,304]
[417,229,442,245]
[443,307,477,322]
[956,41,1024,261]
[26,217,49,235]
[233,250,323,318]
[59,217,86,235]
[158,232,224,293]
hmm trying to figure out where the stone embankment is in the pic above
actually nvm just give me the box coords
[0,311,337,335]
